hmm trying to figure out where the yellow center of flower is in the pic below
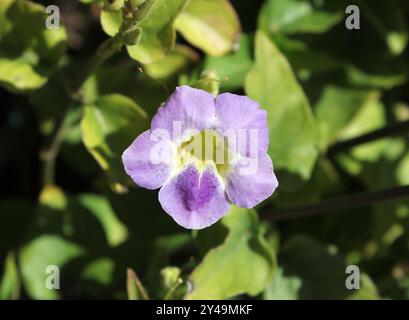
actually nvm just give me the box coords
[178,130,231,176]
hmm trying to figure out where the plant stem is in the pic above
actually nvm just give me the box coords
[328,119,409,156]
[262,185,409,222]
[40,117,70,187]
[40,4,142,188]
[164,279,183,300]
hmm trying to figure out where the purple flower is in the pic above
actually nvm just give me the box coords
[122,86,278,229]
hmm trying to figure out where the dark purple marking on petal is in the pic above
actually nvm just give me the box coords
[159,165,230,229]
[176,165,218,211]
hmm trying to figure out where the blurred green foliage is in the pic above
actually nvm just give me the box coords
[0,0,409,300]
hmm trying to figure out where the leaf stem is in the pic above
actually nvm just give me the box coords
[164,279,183,300]
[40,3,144,187]
[262,185,409,222]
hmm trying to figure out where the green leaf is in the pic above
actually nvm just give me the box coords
[144,45,199,79]
[160,266,183,300]
[19,188,178,299]
[185,207,276,299]
[127,0,189,64]
[245,31,320,183]
[344,139,409,249]
[192,70,220,96]
[106,187,184,273]
[315,86,381,147]
[204,34,253,91]
[263,267,301,300]
[348,273,380,300]
[258,0,342,35]
[77,194,128,247]
[346,66,407,90]
[329,94,401,177]
[81,94,149,188]
[338,100,386,163]
[100,9,122,37]
[19,188,131,299]
[175,0,241,56]
[272,34,342,77]
[81,258,115,286]
[0,252,20,300]
[37,187,129,249]
[19,235,85,299]
[0,0,67,92]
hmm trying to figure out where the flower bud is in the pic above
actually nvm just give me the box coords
[133,0,155,21]
[124,27,142,46]
[193,70,220,97]
[104,0,125,11]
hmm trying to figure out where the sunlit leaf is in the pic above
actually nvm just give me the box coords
[0,0,66,92]
[78,194,128,247]
[144,45,199,79]
[19,235,85,299]
[185,207,276,299]
[348,273,380,300]
[100,9,122,37]
[81,94,149,188]
[315,86,381,147]
[258,0,342,35]
[81,258,115,286]
[263,267,301,300]
[19,188,130,299]
[345,61,408,90]
[175,0,241,56]
[338,100,386,163]
[272,34,342,77]
[245,31,320,183]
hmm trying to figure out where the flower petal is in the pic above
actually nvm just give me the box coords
[122,130,174,189]
[215,93,269,156]
[159,165,230,229]
[151,86,217,140]
[226,153,278,208]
